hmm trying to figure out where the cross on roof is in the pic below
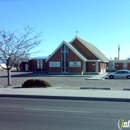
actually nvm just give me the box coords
[75,30,79,36]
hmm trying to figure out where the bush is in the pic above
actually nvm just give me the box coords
[22,79,51,88]
[37,68,42,71]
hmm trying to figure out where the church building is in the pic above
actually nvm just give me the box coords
[20,36,109,75]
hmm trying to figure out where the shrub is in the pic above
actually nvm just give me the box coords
[37,68,42,71]
[22,79,51,88]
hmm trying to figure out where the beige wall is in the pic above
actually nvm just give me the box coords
[108,60,130,70]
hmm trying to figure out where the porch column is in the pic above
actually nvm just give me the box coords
[96,61,98,73]
[83,61,86,72]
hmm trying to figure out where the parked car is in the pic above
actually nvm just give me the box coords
[107,69,130,79]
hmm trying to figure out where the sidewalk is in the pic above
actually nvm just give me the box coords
[0,87,130,102]
[0,73,128,102]
[87,73,108,80]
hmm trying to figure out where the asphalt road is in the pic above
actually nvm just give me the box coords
[0,98,130,130]
[0,71,130,90]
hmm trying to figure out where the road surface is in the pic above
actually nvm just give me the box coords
[0,98,129,130]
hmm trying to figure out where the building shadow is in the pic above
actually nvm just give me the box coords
[0,71,47,78]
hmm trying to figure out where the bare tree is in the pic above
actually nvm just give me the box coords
[0,26,42,86]
[13,59,22,71]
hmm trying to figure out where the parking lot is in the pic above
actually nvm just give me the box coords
[0,71,130,91]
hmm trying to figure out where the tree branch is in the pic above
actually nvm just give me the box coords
[0,64,7,70]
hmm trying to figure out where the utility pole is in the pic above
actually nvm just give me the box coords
[118,44,120,60]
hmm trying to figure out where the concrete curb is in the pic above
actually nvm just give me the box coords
[85,78,105,80]
[0,94,130,102]
[80,87,110,90]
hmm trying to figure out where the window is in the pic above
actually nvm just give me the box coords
[37,59,43,70]
[65,52,68,59]
[64,45,68,51]
[61,44,68,72]
[123,63,127,69]
[62,45,64,51]
[122,71,129,74]
[115,71,122,74]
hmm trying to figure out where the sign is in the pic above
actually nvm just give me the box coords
[118,118,130,130]
[49,62,60,67]
[69,61,81,67]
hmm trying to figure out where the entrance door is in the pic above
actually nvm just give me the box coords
[123,63,127,69]
[25,64,28,71]
[61,44,68,73]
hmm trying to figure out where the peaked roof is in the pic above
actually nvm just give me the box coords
[46,41,87,62]
[71,36,109,62]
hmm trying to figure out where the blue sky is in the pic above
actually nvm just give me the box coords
[0,0,130,60]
